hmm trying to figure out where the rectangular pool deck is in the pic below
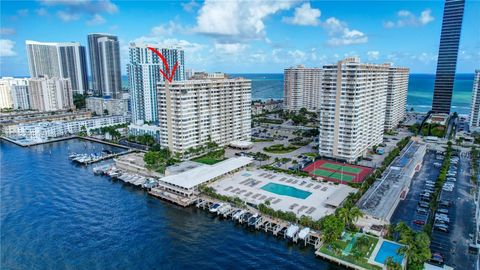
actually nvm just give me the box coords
[209,169,357,220]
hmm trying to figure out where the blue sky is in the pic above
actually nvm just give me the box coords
[0,0,479,76]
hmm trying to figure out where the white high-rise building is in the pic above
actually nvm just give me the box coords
[385,67,410,130]
[128,43,185,123]
[318,57,389,163]
[0,77,30,110]
[157,73,251,153]
[26,40,88,94]
[283,65,323,112]
[470,70,480,129]
[0,80,13,109]
[88,34,122,98]
[28,77,73,112]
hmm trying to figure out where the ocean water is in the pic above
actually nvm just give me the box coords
[122,73,474,115]
[0,139,339,270]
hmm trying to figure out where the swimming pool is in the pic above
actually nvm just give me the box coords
[261,183,312,199]
[374,241,404,265]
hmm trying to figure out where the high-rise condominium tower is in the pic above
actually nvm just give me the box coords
[127,43,185,123]
[431,0,465,114]
[385,67,410,131]
[28,77,73,112]
[88,34,122,98]
[470,70,480,129]
[283,65,323,112]
[157,73,251,153]
[26,40,88,95]
[318,57,389,163]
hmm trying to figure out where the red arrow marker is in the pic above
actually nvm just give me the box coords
[147,47,179,83]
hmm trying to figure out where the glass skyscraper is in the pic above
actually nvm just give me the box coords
[431,0,465,114]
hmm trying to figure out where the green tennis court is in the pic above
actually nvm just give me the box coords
[321,162,362,174]
[312,169,355,182]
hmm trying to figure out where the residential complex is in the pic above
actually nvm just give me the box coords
[384,67,410,131]
[0,80,13,109]
[431,0,465,114]
[470,70,480,129]
[128,43,185,123]
[88,34,122,98]
[26,40,88,95]
[318,57,389,163]
[283,65,323,112]
[5,115,129,143]
[128,122,162,142]
[157,73,251,153]
[28,77,73,112]
[86,97,129,116]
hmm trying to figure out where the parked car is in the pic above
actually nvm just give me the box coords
[418,202,430,208]
[431,253,445,265]
[417,208,429,214]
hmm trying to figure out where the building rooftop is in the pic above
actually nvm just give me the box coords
[159,156,253,190]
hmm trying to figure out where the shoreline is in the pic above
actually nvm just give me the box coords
[0,135,130,150]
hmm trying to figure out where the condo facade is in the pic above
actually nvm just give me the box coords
[157,73,251,153]
[431,0,465,114]
[86,97,129,116]
[0,77,31,110]
[318,57,389,163]
[385,67,410,130]
[88,34,122,98]
[283,65,323,112]
[26,40,88,95]
[28,77,73,112]
[127,43,185,123]
[470,70,480,129]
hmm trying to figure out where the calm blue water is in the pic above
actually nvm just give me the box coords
[122,73,474,115]
[374,241,404,265]
[0,139,340,270]
[261,183,312,199]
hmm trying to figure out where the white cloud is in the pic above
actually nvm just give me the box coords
[87,14,106,25]
[36,8,48,16]
[283,2,320,26]
[384,9,434,28]
[17,9,29,16]
[194,0,297,42]
[322,17,368,46]
[40,0,118,14]
[57,10,80,21]
[367,51,380,60]
[151,20,188,37]
[0,28,15,35]
[40,0,118,23]
[182,0,200,12]
[0,39,16,57]
[214,43,249,55]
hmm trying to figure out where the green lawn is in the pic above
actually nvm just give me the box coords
[321,163,362,174]
[263,144,299,154]
[193,157,225,165]
[319,234,381,270]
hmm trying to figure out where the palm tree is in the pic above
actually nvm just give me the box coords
[349,206,363,226]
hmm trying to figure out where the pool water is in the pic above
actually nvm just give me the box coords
[261,183,312,199]
[374,241,404,265]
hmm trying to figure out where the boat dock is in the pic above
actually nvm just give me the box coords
[69,149,135,165]
[194,197,323,249]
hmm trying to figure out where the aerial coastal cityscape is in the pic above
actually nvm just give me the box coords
[0,0,479,270]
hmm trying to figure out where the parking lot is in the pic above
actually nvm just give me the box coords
[391,148,477,269]
[391,149,440,232]
[429,150,476,269]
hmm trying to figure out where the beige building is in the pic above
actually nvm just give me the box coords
[28,77,73,112]
[0,80,13,109]
[157,73,251,154]
[86,97,129,116]
[470,70,480,129]
[283,65,323,112]
[319,57,389,162]
[385,67,409,131]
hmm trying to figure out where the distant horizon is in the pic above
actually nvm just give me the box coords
[2,72,476,78]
